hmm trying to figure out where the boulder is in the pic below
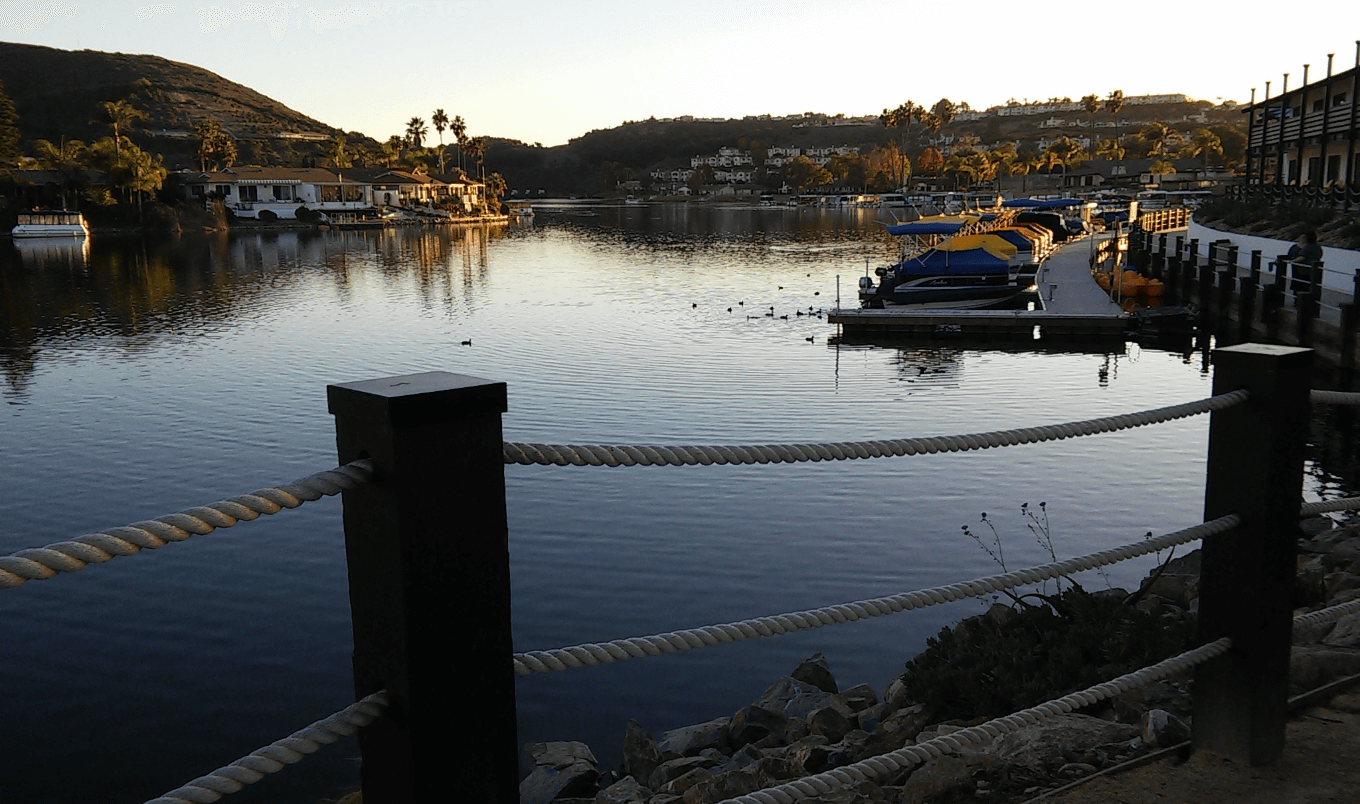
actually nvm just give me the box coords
[659,717,729,757]
[791,651,839,693]
[648,756,713,791]
[837,682,879,713]
[1291,645,1360,693]
[882,677,913,710]
[899,753,996,803]
[662,767,712,797]
[1326,571,1360,600]
[987,713,1138,770]
[755,676,833,719]
[595,776,652,804]
[864,703,934,754]
[619,720,662,785]
[520,741,599,804]
[728,704,788,748]
[808,702,855,743]
[1323,612,1360,648]
[751,754,804,786]
[790,734,831,772]
[680,769,760,804]
[1141,708,1191,748]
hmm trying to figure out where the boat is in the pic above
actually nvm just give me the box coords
[857,214,1047,309]
[859,247,1027,309]
[12,210,90,239]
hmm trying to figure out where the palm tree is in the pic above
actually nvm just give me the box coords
[1096,138,1125,161]
[464,136,487,181]
[405,116,428,149]
[324,133,351,169]
[1139,122,1174,156]
[1181,128,1223,181]
[1081,94,1101,144]
[33,138,89,208]
[879,101,921,186]
[450,115,467,172]
[97,100,145,155]
[1105,90,1125,144]
[431,109,449,173]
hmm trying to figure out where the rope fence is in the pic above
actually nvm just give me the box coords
[145,690,388,804]
[512,515,1239,676]
[725,638,1233,804]
[0,461,374,591]
[1310,389,1360,406]
[503,391,1250,467]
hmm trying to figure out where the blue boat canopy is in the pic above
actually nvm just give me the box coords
[1002,198,1083,209]
[897,248,1010,275]
[886,221,968,236]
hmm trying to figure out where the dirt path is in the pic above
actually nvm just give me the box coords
[1034,691,1360,804]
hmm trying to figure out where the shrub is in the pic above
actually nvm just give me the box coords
[898,586,1195,721]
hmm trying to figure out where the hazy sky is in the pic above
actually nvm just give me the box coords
[3,1,1359,146]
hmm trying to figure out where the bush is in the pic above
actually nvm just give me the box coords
[294,205,321,224]
[898,586,1195,721]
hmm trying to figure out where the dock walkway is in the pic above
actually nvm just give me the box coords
[830,236,1128,340]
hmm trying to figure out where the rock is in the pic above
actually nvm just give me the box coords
[1058,762,1099,777]
[983,602,1018,630]
[659,717,729,757]
[857,701,891,732]
[729,704,788,748]
[988,713,1138,770]
[1325,571,1360,600]
[882,677,912,710]
[520,765,594,804]
[680,769,760,804]
[791,651,839,693]
[865,703,933,754]
[620,720,662,785]
[595,776,652,804]
[899,753,996,803]
[662,767,712,796]
[1140,574,1193,609]
[755,676,833,719]
[808,700,855,743]
[1291,645,1360,693]
[528,741,598,769]
[1141,708,1191,748]
[837,682,879,713]
[1323,612,1360,647]
[1300,517,1336,537]
[648,757,712,791]
[751,755,804,786]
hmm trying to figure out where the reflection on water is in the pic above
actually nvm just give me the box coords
[1,206,1355,803]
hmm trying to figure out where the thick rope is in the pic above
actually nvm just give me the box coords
[513,515,1239,676]
[1310,390,1360,406]
[0,461,375,591]
[144,690,388,804]
[502,391,1248,467]
[724,638,1232,804]
[1300,497,1360,516]
[1294,598,1360,630]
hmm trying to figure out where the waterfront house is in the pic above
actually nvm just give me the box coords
[1243,48,1360,195]
[181,167,373,220]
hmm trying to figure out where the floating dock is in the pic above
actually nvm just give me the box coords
[830,237,1129,341]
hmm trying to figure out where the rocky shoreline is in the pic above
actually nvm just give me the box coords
[519,516,1360,804]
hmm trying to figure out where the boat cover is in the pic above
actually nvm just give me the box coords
[941,234,1018,258]
[886,221,967,236]
[1002,198,1083,209]
[897,248,1010,275]
[990,229,1038,251]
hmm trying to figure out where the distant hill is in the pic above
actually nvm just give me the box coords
[0,42,342,169]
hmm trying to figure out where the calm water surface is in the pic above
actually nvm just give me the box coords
[0,204,1338,802]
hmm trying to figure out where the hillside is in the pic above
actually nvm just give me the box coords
[0,42,340,169]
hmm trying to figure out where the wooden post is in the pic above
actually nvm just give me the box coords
[1250,250,1263,285]
[328,372,517,802]
[1193,343,1312,765]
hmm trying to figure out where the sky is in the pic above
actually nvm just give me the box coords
[2,1,1359,147]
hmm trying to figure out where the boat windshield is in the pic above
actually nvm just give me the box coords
[18,212,84,226]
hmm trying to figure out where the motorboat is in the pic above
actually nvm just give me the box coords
[860,247,1027,308]
[12,210,90,238]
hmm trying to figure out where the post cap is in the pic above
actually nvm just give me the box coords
[328,371,507,427]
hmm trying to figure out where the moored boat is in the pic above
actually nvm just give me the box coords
[12,210,90,239]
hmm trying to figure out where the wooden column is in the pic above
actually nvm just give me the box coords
[329,372,517,802]
[1193,343,1312,765]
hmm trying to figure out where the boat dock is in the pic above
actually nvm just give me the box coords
[829,237,1128,340]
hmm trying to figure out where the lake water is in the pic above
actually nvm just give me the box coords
[0,204,1345,803]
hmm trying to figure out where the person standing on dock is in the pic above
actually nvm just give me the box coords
[1286,231,1323,295]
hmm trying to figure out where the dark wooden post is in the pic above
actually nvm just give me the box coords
[328,372,517,802]
[1194,343,1312,765]
[1250,250,1263,285]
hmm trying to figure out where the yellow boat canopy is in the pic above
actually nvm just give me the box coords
[940,234,1017,259]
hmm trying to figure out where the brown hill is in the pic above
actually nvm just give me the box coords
[0,42,339,165]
